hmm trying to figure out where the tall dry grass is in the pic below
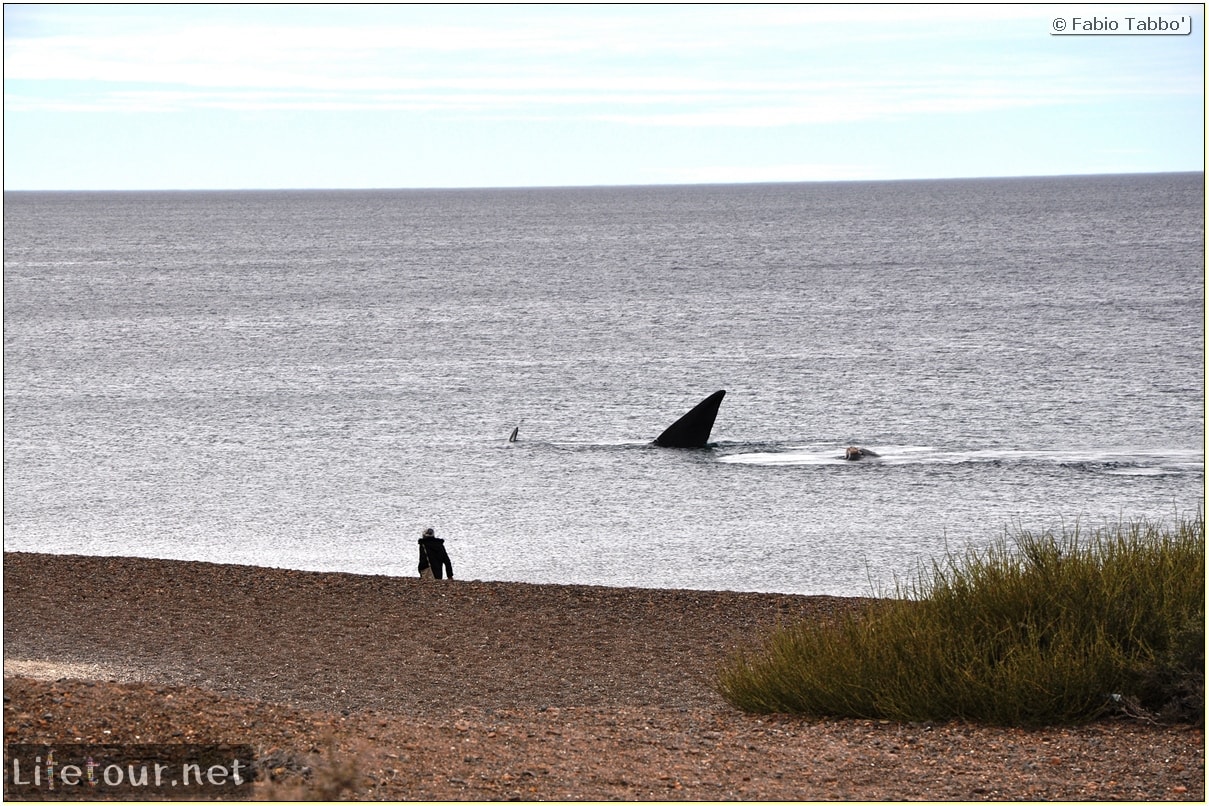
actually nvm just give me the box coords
[717,514,1204,725]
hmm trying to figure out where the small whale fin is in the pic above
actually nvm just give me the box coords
[653,390,726,448]
[508,421,522,443]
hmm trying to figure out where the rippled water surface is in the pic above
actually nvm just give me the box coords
[4,175,1204,595]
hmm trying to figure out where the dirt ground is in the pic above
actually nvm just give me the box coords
[4,552,1203,800]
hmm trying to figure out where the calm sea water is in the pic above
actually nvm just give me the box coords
[4,175,1204,596]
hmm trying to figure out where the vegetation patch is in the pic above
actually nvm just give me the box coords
[717,514,1204,726]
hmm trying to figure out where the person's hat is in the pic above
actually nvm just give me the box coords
[422,527,435,538]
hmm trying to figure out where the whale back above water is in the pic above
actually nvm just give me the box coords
[653,389,726,448]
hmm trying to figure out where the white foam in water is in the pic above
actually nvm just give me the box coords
[719,445,1204,474]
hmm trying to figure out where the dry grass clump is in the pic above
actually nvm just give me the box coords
[718,514,1204,726]
[253,735,365,801]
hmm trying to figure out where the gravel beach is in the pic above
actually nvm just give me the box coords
[4,552,1203,800]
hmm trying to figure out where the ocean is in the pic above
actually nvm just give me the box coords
[3,174,1204,596]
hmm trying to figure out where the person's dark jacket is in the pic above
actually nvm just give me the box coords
[418,536,453,579]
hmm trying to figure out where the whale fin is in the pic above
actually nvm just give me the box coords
[653,390,726,448]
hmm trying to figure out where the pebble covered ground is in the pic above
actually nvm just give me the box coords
[4,552,1204,800]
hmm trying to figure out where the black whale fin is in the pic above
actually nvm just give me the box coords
[653,390,726,448]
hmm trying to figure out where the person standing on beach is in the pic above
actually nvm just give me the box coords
[418,527,454,580]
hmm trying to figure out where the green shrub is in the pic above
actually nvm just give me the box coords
[717,514,1204,725]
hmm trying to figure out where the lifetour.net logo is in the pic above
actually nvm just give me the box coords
[5,744,256,800]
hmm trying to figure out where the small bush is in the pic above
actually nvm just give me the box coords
[254,735,364,801]
[717,514,1204,726]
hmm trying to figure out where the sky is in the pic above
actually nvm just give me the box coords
[3,3,1204,190]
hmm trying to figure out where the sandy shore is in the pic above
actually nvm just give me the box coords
[4,552,1203,800]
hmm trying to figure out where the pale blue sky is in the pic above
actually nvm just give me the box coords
[3,3,1204,190]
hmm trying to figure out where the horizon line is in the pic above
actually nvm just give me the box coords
[3,168,1203,194]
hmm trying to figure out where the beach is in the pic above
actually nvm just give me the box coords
[4,552,1203,800]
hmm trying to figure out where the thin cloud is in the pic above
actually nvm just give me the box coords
[9,67,1188,123]
[6,4,1201,123]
